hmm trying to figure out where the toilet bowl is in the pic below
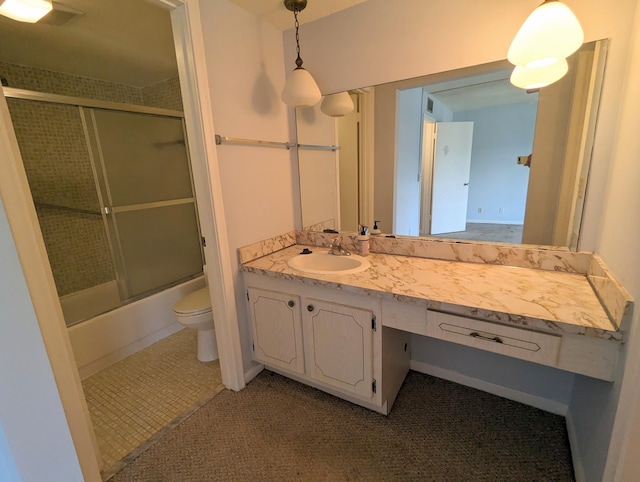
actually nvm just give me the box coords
[173,287,218,362]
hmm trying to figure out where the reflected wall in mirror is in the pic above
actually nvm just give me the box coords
[297,39,608,250]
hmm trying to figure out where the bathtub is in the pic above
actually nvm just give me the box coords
[67,276,206,379]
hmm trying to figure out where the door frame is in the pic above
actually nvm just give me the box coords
[419,116,436,236]
[152,0,245,390]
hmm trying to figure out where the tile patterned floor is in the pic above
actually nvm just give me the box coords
[81,328,223,475]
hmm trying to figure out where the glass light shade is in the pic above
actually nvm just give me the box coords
[0,0,52,22]
[508,1,584,68]
[281,67,322,108]
[510,58,569,90]
[320,92,354,117]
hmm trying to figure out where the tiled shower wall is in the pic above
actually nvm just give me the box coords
[142,76,183,111]
[2,61,183,299]
[7,99,115,296]
[0,61,144,104]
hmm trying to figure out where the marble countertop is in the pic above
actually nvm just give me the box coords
[241,245,621,341]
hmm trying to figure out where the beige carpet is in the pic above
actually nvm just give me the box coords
[432,223,524,244]
[109,370,574,481]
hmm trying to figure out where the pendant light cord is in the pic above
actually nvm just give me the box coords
[294,8,303,68]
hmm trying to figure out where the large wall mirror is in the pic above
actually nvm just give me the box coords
[297,39,608,251]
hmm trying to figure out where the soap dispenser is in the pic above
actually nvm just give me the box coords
[357,225,370,256]
[371,220,382,236]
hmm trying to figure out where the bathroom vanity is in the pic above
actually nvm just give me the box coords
[240,232,633,415]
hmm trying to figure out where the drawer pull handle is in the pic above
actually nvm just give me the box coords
[470,332,503,344]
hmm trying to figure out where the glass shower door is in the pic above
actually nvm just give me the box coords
[86,108,203,300]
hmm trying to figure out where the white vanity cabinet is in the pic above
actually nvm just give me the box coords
[303,299,376,400]
[247,287,304,375]
[244,272,410,414]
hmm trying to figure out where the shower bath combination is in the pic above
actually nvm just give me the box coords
[6,90,205,327]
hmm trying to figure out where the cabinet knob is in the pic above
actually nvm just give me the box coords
[288,300,295,308]
[307,304,314,312]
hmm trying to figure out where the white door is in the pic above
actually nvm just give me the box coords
[303,299,374,400]
[430,122,474,235]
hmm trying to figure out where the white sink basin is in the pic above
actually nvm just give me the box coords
[287,251,371,275]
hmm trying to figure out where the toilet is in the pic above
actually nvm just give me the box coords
[173,287,218,362]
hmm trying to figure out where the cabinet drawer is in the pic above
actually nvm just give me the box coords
[426,310,561,366]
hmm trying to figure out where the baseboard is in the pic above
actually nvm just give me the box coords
[466,220,524,225]
[566,411,586,482]
[410,360,568,416]
[244,363,265,384]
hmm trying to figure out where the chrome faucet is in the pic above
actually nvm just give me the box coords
[328,236,351,256]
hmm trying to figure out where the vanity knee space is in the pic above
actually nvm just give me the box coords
[381,300,621,382]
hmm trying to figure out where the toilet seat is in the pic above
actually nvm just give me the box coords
[173,287,212,316]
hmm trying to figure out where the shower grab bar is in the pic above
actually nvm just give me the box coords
[215,135,340,151]
[34,202,102,216]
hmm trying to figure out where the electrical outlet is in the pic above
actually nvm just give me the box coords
[477,207,483,213]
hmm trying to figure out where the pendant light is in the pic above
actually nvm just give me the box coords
[510,58,569,90]
[508,0,584,69]
[281,0,321,108]
[0,0,52,23]
[320,92,354,117]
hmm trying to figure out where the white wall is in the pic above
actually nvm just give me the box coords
[197,0,297,371]
[456,102,536,224]
[572,1,640,479]
[296,103,339,228]
[0,197,84,482]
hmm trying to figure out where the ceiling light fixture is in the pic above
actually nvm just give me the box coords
[508,0,583,89]
[320,92,354,117]
[281,0,321,108]
[510,58,569,90]
[0,0,52,23]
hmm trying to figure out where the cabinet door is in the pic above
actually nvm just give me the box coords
[303,299,374,400]
[248,287,304,375]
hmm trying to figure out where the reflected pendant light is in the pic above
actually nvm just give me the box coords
[320,91,354,117]
[508,0,584,69]
[510,58,569,90]
[281,0,321,108]
[0,0,52,23]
